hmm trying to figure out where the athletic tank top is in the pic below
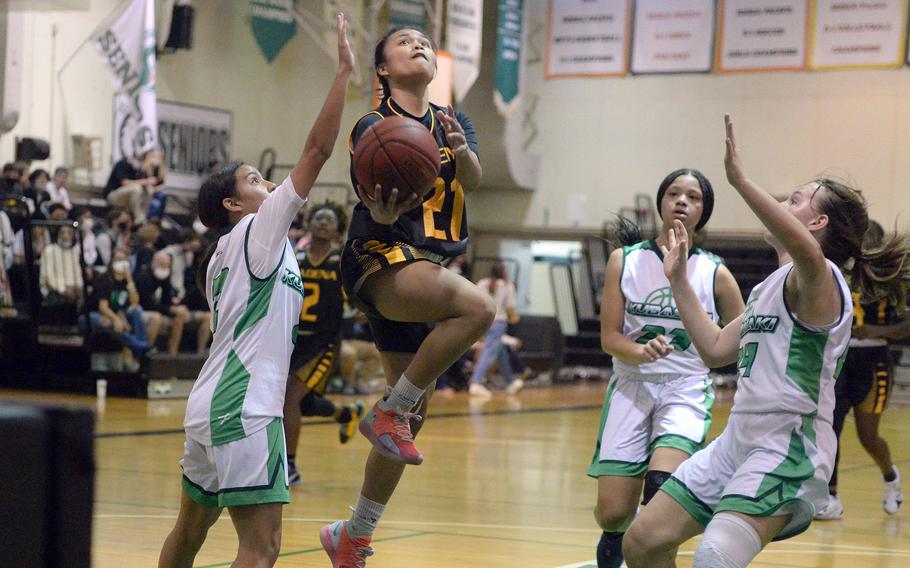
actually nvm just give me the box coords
[613,240,722,379]
[732,259,852,418]
[296,245,344,336]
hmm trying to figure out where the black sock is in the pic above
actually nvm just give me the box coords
[884,469,897,483]
[597,531,624,568]
[288,454,296,468]
[829,487,837,496]
[336,406,353,424]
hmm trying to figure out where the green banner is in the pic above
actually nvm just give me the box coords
[250,0,298,64]
[388,0,428,31]
[494,0,522,114]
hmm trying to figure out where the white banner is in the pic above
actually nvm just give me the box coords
[810,0,907,69]
[94,0,158,161]
[446,0,483,103]
[546,0,631,77]
[718,0,808,72]
[157,100,233,193]
[631,0,715,74]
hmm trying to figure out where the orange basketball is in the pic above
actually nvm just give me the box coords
[353,116,441,203]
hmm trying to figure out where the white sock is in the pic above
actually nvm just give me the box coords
[349,495,385,537]
[693,513,763,568]
[379,375,425,412]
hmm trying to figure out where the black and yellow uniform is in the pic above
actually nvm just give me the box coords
[341,97,478,352]
[837,293,897,414]
[289,246,344,396]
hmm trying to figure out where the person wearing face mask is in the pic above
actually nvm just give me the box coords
[71,207,98,268]
[39,224,83,307]
[136,250,190,356]
[45,167,73,211]
[94,208,133,273]
[85,247,149,363]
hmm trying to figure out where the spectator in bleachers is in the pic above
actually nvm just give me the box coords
[3,162,34,215]
[45,166,73,211]
[339,310,383,394]
[142,149,168,222]
[85,246,149,360]
[134,222,161,275]
[104,149,165,225]
[39,224,83,308]
[71,207,98,268]
[161,232,204,300]
[135,250,189,356]
[94,208,133,272]
[27,169,50,211]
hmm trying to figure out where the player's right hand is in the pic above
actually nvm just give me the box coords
[336,13,355,75]
[724,114,748,189]
[641,335,673,363]
[355,184,421,225]
[660,219,689,285]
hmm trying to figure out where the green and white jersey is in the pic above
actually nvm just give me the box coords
[614,240,722,379]
[732,260,851,417]
[184,177,306,446]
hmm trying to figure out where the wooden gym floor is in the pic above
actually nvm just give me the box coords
[2,382,908,567]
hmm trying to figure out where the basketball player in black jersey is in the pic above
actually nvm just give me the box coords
[816,221,908,519]
[282,202,363,487]
[320,27,494,567]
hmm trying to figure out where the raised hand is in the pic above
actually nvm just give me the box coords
[660,219,689,285]
[436,104,469,155]
[355,185,421,225]
[336,13,355,74]
[724,114,747,188]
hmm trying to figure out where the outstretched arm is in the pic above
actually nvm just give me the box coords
[724,114,837,325]
[662,220,741,367]
[289,13,355,200]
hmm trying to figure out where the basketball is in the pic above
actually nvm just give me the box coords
[353,116,441,203]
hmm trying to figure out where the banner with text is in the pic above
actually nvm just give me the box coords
[546,0,631,77]
[250,0,297,64]
[631,0,715,74]
[495,0,523,114]
[810,0,907,69]
[157,101,232,192]
[93,0,157,161]
[446,0,483,103]
[717,0,808,72]
[388,0,429,30]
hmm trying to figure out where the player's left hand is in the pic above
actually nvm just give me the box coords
[660,219,689,285]
[724,114,748,189]
[437,105,469,155]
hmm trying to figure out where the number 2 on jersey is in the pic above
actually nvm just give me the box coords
[300,282,320,323]
[635,325,692,351]
[422,177,464,241]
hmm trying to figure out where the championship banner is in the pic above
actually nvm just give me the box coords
[495,0,523,114]
[810,0,907,69]
[157,100,233,192]
[446,0,483,103]
[250,0,297,64]
[631,0,715,74]
[93,0,157,161]
[388,0,429,30]
[546,0,631,78]
[717,0,808,72]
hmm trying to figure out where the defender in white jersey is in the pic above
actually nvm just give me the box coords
[158,15,354,568]
[624,115,910,568]
[590,169,745,568]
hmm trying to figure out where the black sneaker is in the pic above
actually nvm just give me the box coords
[288,464,303,487]
[597,531,624,568]
[339,401,364,444]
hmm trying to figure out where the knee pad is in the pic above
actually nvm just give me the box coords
[693,512,762,568]
[299,392,335,417]
[641,470,672,505]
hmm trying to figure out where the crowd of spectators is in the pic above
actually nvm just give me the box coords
[0,156,212,371]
